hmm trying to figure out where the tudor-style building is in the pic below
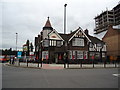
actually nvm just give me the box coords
[35,17,107,63]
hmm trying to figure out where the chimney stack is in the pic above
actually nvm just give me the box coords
[84,29,89,35]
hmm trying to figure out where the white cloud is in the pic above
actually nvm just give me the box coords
[1,0,120,50]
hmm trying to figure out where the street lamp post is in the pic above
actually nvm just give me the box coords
[64,4,67,68]
[16,33,18,54]
[15,33,18,65]
[64,4,67,34]
[40,42,43,67]
[98,43,104,67]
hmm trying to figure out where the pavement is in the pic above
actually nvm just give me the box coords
[6,62,120,69]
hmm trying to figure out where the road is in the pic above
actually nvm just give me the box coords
[2,64,119,88]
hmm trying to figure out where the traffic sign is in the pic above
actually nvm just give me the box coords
[17,51,22,58]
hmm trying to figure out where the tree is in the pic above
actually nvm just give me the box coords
[26,40,30,56]
[8,48,12,51]
[30,42,34,52]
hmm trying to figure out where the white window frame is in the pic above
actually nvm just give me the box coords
[102,53,106,58]
[69,51,72,59]
[50,40,52,46]
[72,38,84,46]
[43,39,49,47]
[72,51,76,59]
[53,40,56,46]
[57,41,62,47]
[77,51,83,59]
[42,51,48,59]
[84,51,88,59]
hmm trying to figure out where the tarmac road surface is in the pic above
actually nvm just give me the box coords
[2,64,119,88]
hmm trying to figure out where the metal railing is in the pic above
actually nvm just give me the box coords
[8,58,120,69]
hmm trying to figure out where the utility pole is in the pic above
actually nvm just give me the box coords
[64,4,67,34]
[16,33,18,58]
[16,33,18,52]
[64,4,67,68]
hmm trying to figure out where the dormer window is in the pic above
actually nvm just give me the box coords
[72,38,84,46]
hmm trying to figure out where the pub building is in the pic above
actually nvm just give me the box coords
[35,17,107,63]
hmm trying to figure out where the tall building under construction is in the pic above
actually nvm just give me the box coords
[94,3,120,34]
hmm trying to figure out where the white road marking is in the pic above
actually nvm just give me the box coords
[112,74,120,77]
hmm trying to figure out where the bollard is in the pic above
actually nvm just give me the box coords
[118,60,119,68]
[80,60,82,68]
[27,60,28,67]
[18,59,20,66]
[64,63,66,68]
[41,61,42,67]
[9,58,11,64]
[104,60,106,68]
[115,60,117,68]
[38,62,39,67]
[67,62,69,68]
[93,60,94,68]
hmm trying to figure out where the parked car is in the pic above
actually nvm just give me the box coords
[0,55,9,63]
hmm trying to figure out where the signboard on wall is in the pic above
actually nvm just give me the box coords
[30,52,34,56]
[23,45,27,51]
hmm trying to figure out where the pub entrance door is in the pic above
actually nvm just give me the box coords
[54,52,64,63]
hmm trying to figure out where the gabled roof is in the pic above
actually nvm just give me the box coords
[49,29,64,41]
[44,17,52,27]
[102,25,120,40]
[59,27,92,42]
[59,27,104,44]
[68,27,91,42]
[23,44,27,46]
[59,29,78,41]
[88,35,104,44]
[59,34,69,41]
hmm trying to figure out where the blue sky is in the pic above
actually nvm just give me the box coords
[0,0,119,50]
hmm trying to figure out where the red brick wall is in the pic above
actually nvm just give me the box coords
[102,27,120,57]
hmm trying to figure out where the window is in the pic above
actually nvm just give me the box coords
[57,41,62,47]
[102,45,106,51]
[97,43,102,47]
[43,40,49,47]
[50,40,52,46]
[89,43,93,48]
[72,51,76,60]
[89,52,94,59]
[95,52,100,59]
[72,38,84,46]
[84,51,88,59]
[102,53,106,58]
[77,51,83,59]
[42,51,48,59]
[51,40,56,46]
[53,41,56,46]
[69,51,72,59]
